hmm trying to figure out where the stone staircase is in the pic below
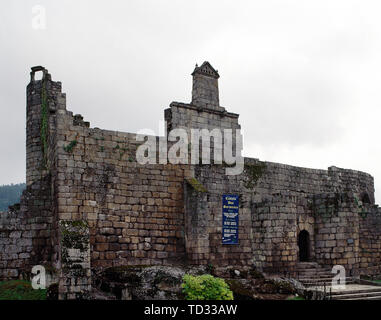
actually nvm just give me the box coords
[296,262,355,288]
[296,262,381,300]
[329,285,381,300]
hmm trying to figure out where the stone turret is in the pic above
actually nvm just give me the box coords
[191,61,221,110]
[26,66,66,186]
[26,66,51,186]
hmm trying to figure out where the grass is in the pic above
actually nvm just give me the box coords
[0,280,47,300]
[287,295,305,300]
[372,279,381,284]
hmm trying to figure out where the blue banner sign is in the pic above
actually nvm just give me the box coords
[222,194,239,244]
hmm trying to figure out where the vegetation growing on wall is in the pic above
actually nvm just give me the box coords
[112,144,129,160]
[40,78,49,168]
[63,140,78,153]
[186,177,208,193]
[354,195,368,219]
[244,162,266,189]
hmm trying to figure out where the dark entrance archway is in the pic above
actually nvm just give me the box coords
[298,230,310,262]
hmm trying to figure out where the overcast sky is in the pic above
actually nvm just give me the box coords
[1,0,381,202]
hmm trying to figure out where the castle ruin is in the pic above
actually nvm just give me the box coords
[0,62,381,299]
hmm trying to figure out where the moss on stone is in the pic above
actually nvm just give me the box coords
[186,177,208,193]
[63,264,86,277]
[40,78,49,168]
[60,220,89,266]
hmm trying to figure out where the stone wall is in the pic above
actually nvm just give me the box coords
[185,158,379,276]
[52,92,193,297]
[251,193,299,274]
[312,193,361,276]
[358,205,381,276]
[0,176,55,280]
[54,117,190,269]
[0,209,32,279]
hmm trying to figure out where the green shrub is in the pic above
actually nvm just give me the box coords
[181,274,233,300]
[0,280,47,300]
[287,295,305,300]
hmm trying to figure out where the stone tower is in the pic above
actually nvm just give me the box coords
[191,61,221,110]
[26,66,67,186]
[165,61,241,135]
[26,66,51,186]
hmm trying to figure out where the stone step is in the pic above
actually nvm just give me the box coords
[300,275,352,281]
[297,272,334,278]
[296,263,320,269]
[299,276,334,280]
[304,284,333,288]
[296,270,332,275]
[296,267,332,272]
[330,287,381,296]
[297,267,331,271]
[340,295,381,300]
[299,277,335,282]
[302,280,356,287]
[303,279,356,285]
[331,291,381,300]
[297,274,333,278]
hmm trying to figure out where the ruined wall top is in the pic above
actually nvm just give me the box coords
[30,66,51,83]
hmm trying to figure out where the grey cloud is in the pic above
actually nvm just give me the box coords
[1,0,381,201]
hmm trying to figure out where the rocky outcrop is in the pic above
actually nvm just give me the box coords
[92,265,302,300]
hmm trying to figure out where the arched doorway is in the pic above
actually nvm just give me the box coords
[298,230,310,262]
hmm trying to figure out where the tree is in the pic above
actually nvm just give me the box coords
[0,183,26,212]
